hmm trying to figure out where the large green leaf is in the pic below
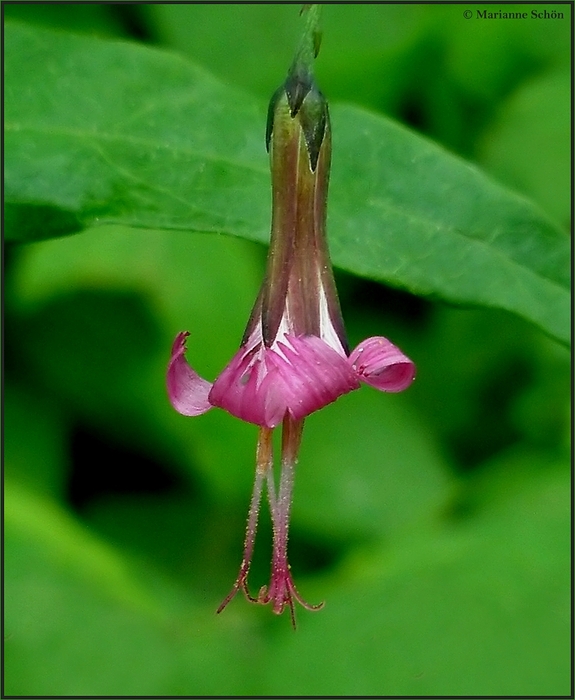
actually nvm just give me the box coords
[5,22,569,344]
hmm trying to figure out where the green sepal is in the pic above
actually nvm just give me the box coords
[298,85,328,172]
[266,66,328,172]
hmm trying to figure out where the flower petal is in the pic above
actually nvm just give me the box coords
[209,344,288,428]
[269,335,360,421]
[167,332,213,416]
[349,336,415,392]
[210,335,360,428]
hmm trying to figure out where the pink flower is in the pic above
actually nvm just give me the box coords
[167,13,415,626]
[209,331,358,428]
[168,326,413,430]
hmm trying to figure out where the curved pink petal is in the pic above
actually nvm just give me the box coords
[268,335,360,421]
[210,335,360,428]
[349,336,415,392]
[210,344,288,428]
[167,332,213,416]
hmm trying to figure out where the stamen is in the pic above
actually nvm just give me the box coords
[260,416,324,628]
[216,418,324,626]
[216,427,273,614]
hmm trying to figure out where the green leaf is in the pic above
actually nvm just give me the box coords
[5,480,166,619]
[4,480,264,696]
[263,454,570,696]
[478,68,571,229]
[296,388,450,539]
[4,383,68,499]
[5,21,569,344]
[9,226,263,500]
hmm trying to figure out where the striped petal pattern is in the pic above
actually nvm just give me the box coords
[210,335,359,428]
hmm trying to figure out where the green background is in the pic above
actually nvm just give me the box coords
[4,3,570,696]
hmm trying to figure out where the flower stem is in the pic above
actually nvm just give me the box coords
[293,4,322,71]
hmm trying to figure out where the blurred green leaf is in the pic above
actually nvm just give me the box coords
[263,453,570,695]
[479,68,570,229]
[4,383,68,498]
[408,304,570,467]
[145,4,429,115]
[5,479,165,618]
[447,3,570,103]
[2,2,128,38]
[144,4,300,101]
[5,447,569,695]
[10,226,262,500]
[4,480,264,696]
[5,21,569,344]
[296,388,450,539]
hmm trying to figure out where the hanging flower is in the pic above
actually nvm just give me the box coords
[167,5,415,626]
